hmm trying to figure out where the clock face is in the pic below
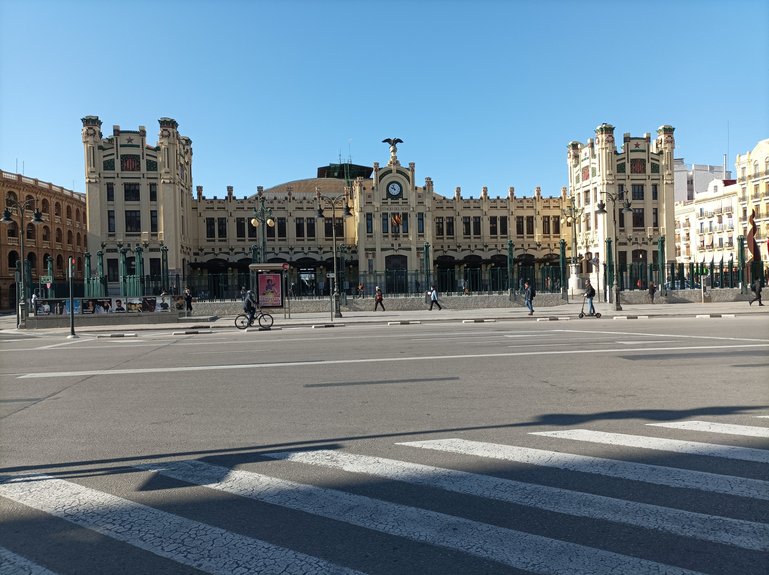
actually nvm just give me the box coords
[387,181,403,197]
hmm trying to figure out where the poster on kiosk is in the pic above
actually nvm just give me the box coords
[257,273,283,307]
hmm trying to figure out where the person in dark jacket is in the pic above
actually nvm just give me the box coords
[524,280,534,316]
[749,278,764,306]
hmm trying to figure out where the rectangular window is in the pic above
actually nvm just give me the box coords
[525,216,534,235]
[472,216,481,236]
[446,216,454,237]
[306,217,316,239]
[418,213,424,234]
[106,182,114,202]
[401,213,409,234]
[542,216,550,235]
[632,184,644,200]
[150,210,158,233]
[462,216,471,237]
[247,219,257,239]
[652,184,658,200]
[489,216,498,237]
[107,259,119,282]
[366,213,374,234]
[652,208,658,228]
[106,210,115,233]
[277,217,287,239]
[632,208,645,228]
[552,216,560,235]
[124,182,140,202]
[236,217,246,239]
[381,214,389,234]
[125,210,141,233]
[516,216,524,236]
[149,183,157,202]
[295,217,305,238]
[325,217,334,238]
[149,257,161,277]
[435,216,444,237]
[267,220,276,239]
[500,216,508,236]
[217,217,227,238]
[206,217,215,239]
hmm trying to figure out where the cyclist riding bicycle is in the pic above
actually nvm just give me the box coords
[242,289,258,325]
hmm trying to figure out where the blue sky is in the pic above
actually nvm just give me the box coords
[1,0,767,199]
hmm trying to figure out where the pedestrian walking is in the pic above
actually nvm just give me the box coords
[429,285,442,310]
[184,288,193,315]
[748,278,764,306]
[374,286,385,311]
[524,280,535,316]
[648,281,657,304]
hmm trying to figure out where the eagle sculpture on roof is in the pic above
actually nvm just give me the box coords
[382,138,403,166]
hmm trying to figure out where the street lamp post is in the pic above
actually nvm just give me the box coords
[316,187,352,319]
[596,190,633,311]
[561,196,584,297]
[2,198,43,328]
[250,187,275,264]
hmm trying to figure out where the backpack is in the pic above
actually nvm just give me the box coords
[530,285,536,298]
[586,286,595,298]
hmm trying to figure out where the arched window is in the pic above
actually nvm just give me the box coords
[42,225,50,242]
[6,191,18,205]
[75,208,81,223]
[56,228,62,244]
[754,161,760,176]
[42,198,50,213]
[76,232,81,247]
[8,250,19,269]
[26,222,36,241]
[6,220,18,238]
[25,194,35,207]
[67,230,73,245]
[56,254,64,273]
[27,252,37,274]
[54,202,61,217]
[66,205,72,220]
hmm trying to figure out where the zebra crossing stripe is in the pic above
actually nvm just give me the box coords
[0,475,364,575]
[264,449,769,551]
[530,429,769,463]
[648,421,769,438]
[398,438,769,501]
[0,546,60,575]
[138,459,708,575]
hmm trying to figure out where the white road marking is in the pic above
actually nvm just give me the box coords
[0,546,60,575]
[16,343,769,379]
[648,421,769,438]
[399,438,769,500]
[264,449,769,551]
[531,429,769,464]
[554,329,769,343]
[139,459,706,575]
[0,475,363,575]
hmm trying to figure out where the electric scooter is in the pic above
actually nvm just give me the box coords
[578,296,601,318]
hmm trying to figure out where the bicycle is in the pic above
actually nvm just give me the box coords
[235,308,274,329]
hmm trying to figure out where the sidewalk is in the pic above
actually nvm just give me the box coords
[1,300,766,336]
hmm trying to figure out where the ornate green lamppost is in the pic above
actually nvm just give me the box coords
[316,186,351,319]
[596,189,633,311]
[1,198,43,328]
[250,187,275,264]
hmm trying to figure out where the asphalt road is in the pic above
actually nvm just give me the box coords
[1,316,768,574]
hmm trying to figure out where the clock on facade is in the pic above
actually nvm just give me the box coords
[387,181,403,197]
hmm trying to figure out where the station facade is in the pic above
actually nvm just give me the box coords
[81,116,684,298]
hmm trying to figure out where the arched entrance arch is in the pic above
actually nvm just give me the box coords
[385,254,408,294]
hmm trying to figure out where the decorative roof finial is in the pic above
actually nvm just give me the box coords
[382,138,403,166]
